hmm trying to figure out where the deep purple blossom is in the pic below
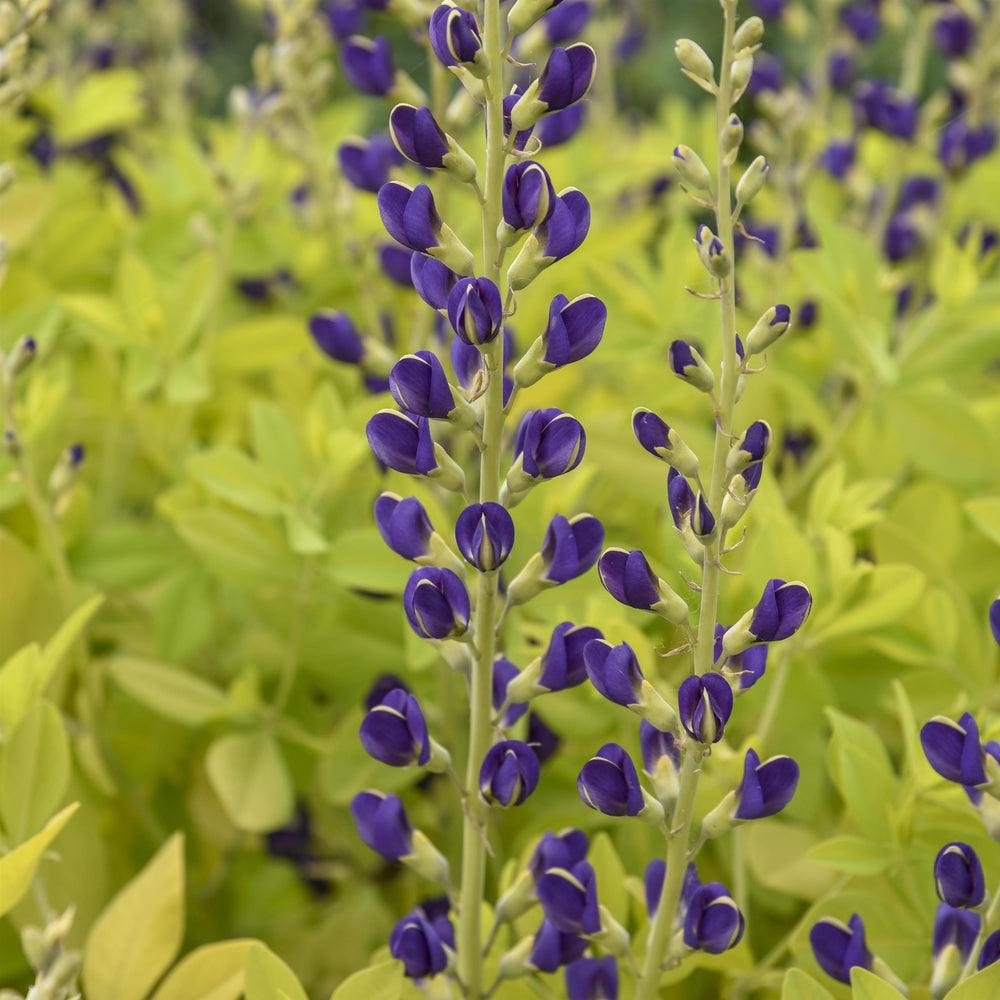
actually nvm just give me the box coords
[429,3,487,75]
[480,740,540,806]
[455,502,515,570]
[502,161,556,236]
[583,639,644,708]
[403,566,470,639]
[733,748,799,819]
[338,135,404,193]
[538,514,604,584]
[678,673,733,744]
[854,81,919,140]
[389,909,451,977]
[714,623,767,690]
[342,35,395,96]
[528,919,589,973]
[935,843,985,909]
[447,277,503,346]
[374,493,434,561]
[511,408,586,483]
[350,790,413,861]
[934,903,980,963]
[537,861,601,934]
[684,883,744,954]
[512,293,605,385]
[921,712,1000,794]
[565,956,617,1000]
[510,44,596,131]
[389,350,461,420]
[810,914,872,984]
[360,688,431,766]
[310,311,365,364]
[543,1,591,45]
[577,743,645,817]
[389,105,449,169]
[411,254,459,311]
[530,829,590,881]
[492,655,529,727]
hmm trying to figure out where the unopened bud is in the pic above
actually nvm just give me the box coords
[745,304,791,355]
[507,0,559,36]
[675,38,714,85]
[721,115,744,160]
[3,335,36,378]
[732,16,764,52]
[735,155,769,205]
[672,145,712,191]
[20,926,47,971]
[48,951,82,991]
[25,0,52,25]
[48,443,85,500]
[731,56,754,103]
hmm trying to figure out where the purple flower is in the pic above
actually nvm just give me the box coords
[537,103,587,147]
[359,688,431,766]
[374,493,434,561]
[537,860,601,934]
[828,51,855,91]
[631,409,699,476]
[530,829,590,881]
[502,161,556,236]
[492,655,529,727]
[727,420,772,475]
[939,119,998,172]
[723,579,812,656]
[645,859,700,919]
[502,90,535,152]
[748,53,783,97]
[684,883,744,954]
[447,277,503,346]
[934,8,974,57]
[537,622,604,692]
[583,639,643,708]
[733,748,799,819]
[309,311,365,364]
[380,245,415,286]
[366,410,463,488]
[668,340,714,393]
[810,914,872,984]
[818,139,855,180]
[840,0,881,43]
[528,919,589,972]
[514,293,605,386]
[341,35,395,96]
[565,956,617,1000]
[378,182,475,274]
[411,254,459,311]
[640,721,679,775]
[935,843,985,909]
[480,740,540,806]
[543,1,590,44]
[597,548,688,623]
[364,673,410,710]
[389,104,449,169]
[990,598,1000,649]
[577,743,645,817]
[884,213,921,262]
[920,712,1000,791]
[455,502,515,570]
[338,134,404,193]
[539,189,591,260]
[429,3,488,75]
[389,909,451,977]
[980,930,1000,970]
[389,350,463,420]
[934,903,980,962]
[528,712,560,763]
[322,0,363,40]
[854,81,919,141]
[678,673,733,744]
[350,790,413,861]
[539,514,604,584]
[403,566,470,639]
[510,408,586,485]
[714,623,767,691]
[511,44,597,130]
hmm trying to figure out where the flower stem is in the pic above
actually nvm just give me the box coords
[456,1,507,995]
[960,883,1000,981]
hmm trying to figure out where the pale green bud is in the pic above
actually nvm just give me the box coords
[672,144,713,191]
[731,56,754,103]
[635,680,678,732]
[3,335,36,377]
[732,16,764,52]
[700,791,739,840]
[721,114,744,165]
[638,789,666,825]
[403,829,451,885]
[495,870,537,924]
[429,224,476,276]
[675,38,714,84]
[498,935,535,979]
[507,0,558,36]
[735,155,769,205]
[745,304,791,355]
[593,906,631,956]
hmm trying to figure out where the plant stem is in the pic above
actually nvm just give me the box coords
[960,884,1000,981]
[456,2,506,995]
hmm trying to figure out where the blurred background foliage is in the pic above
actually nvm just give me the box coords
[1,0,999,997]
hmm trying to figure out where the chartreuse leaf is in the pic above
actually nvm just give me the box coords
[52,68,145,143]
[40,593,105,686]
[807,836,893,875]
[589,833,628,926]
[149,939,258,1000]
[782,968,835,1000]
[944,961,1000,998]
[205,731,294,833]
[0,802,78,918]
[106,657,229,726]
[850,968,905,998]
[329,960,404,1000]
[810,564,925,643]
[187,447,286,517]
[964,497,1000,548]
[0,643,43,730]
[0,700,70,843]
[244,943,308,1000]
[82,833,185,1000]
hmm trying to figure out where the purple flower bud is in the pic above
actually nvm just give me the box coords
[934,903,980,962]
[512,408,586,482]
[539,514,604,584]
[380,244,415,286]
[714,623,767,691]
[691,493,716,542]
[374,492,434,560]
[539,293,606,369]
[990,598,1000,649]
[583,639,643,708]
[818,139,855,180]
[455,502,515,570]
[645,859,700,919]
[538,189,591,260]
[309,311,365,364]
[390,909,451,977]
[429,3,487,74]
[811,914,872,984]
[884,213,921,262]
[480,739,540,806]
[403,566,470,639]
[748,53,783,97]
[840,0,881,43]
[678,673,733,744]
[828,50,855,91]
[543,1,591,44]
[668,468,695,527]
[338,134,404,193]
[934,8,974,57]
[684,883,744,954]
[537,102,587,147]
[528,711,561,763]
[538,622,604,692]
[390,350,460,419]
[898,175,940,211]
[411,254,459,311]
[350,790,413,861]
[854,81,919,141]
[668,340,714,393]
[939,119,998,173]
[921,712,1000,790]
[935,843,985,909]
[979,930,1000,970]
[389,104,449,169]
[537,860,601,934]
[577,743,648,819]
[359,688,431,766]
[597,548,687,622]
[447,277,503,346]
[726,420,772,477]
[322,1,363,40]
[364,672,410,710]
[530,829,590,881]
[503,161,556,235]
[365,410,444,478]
[565,956,617,1000]
[640,721,679,774]
[511,44,596,130]
[528,919,589,973]
[378,182,442,253]
[631,409,698,477]
[342,35,395,96]
[503,90,535,152]
[733,748,799,819]
[492,655,529,727]
[747,579,812,642]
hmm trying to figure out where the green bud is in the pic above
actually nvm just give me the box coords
[428,224,476,276]
[735,155,769,205]
[424,442,467,494]
[503,654,544,704]
[720,472,757,530]
[648,753,680,811]
[930,943,963,999]
[593,906,631,956]
[403,829,451,885]
[732,15,764,52]
[635,680,678,732]
[731,56,754,103]
[3,335,36,378]
[20,926,48,972]
[495,869,537,924]
[745,304,791,355]
[507,0,558,36]
[721,114,744,165]
[675,38,714,84]
[672,144,713,191]
[388,69,428,109]
[721,608,756,658]
[47,950,82,991]
[638,788,666,825]
[506,233,546,291]
[497,935,535,979]
[700,791,739,840]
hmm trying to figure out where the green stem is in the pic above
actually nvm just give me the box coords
[456,2,507,995]
[960,885,1000,981]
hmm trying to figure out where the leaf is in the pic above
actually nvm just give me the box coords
[0,700,70,843]
[944,961,1000,999]
[329,960,404,1000]
[53,69,146,143]
[210,316,311,372]
[205,731,295,833]
[964,497,1000,548]
[82,833,186,1000]
[589,833,629,926]
[849,967,906,999]
[187,447,286,517]
[0,643,43,730]
[811,564,925,643]
[243,944,308,1000]
[326,529,409,594]
[807,836,894,876]
[0,802,79,918]
[782,968,835,1000]
[251,402,307,487]
[39,594,105,689]
[107,657,229,726]
[150,940,258,1000]
[153,571,213,663]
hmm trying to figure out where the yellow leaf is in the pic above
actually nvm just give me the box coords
[83,833,185,1000]
[0,803,79,918]
[150,940,258,1000]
